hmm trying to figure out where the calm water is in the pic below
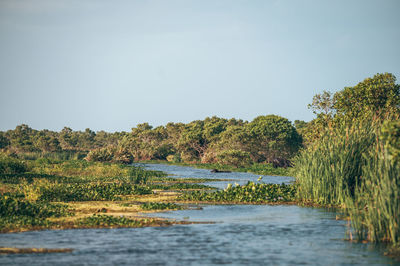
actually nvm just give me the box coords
[0,164,396,265]
[137,163,295,189]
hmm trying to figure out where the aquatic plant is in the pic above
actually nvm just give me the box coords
[293,121,376,205]
[140,202,182,210]
[180,181,296,203]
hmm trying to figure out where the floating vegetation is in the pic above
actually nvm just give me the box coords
[76,214,170,228]
[180,182,296,203]
[38,183,152,202]
[149,183,213,190]
[0,247,73,254]
[140,202,182,211]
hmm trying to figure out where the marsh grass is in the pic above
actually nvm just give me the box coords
[346,142,400,244]
[293,118,400,246]
[294,121,376,205]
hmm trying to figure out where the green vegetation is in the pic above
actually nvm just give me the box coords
[0,194,71,231]
[76,214,166,228]
[180,182,296,203]
[294,73,400,248]
[1,72,399,256]
[149,183,213,190]
[0,115,300,172]
[0,155,205,232]
[140,202,182,210]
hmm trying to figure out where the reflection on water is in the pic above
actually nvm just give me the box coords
[0,164,395,265]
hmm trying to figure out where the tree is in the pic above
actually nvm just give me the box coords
[217,149,251,168]
[34,132,61,152]
[0,132,9,150]
[177,120,206,161]
[248,115,302,162]
[308,90,335,116]
[7,124,37,152]
[59,127,78,150]
[333,73,400,121]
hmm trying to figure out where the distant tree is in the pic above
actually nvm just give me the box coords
[308,90,335,116]
[7,124,38,152]
[177,120,206,161]
[294,120,307,130]
[34,132,61,152]
[59,127,78,150]
[248,115,302,162]
[0,132,10,150]
[333,73,400,121]
[202,116,228,143]
[217,149,251,168]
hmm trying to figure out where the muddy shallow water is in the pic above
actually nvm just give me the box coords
[0,164,395,265]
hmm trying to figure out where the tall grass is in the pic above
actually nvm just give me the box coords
[294,121,376,205]
[346,127,400,244]
[294,118,400,244]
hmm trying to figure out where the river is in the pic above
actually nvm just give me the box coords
[0,164,395,265]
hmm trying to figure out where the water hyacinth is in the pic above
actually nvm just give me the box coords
[180,181,296,203]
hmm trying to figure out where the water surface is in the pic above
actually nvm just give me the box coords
[0,164,395,265]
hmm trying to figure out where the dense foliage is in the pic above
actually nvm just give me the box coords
[294,73,400,245]
[0,115,301,168]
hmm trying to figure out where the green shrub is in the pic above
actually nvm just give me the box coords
[0,154,27,174]
[216,150,251,168]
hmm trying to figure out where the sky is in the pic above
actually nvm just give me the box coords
[0,0,399,132]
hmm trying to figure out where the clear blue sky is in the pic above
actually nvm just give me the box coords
[1,0,399,132]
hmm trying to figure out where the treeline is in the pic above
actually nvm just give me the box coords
[0,116,303,168]
[294,73,400,245]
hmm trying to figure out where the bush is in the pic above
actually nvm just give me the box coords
[85,147,114,162]
[0,154,27,174]
[216,150,251,168]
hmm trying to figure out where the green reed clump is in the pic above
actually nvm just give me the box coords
[141,202,182,210]
[293,121,376,205]
[180,181,296,203]
[128,166,166,185]
[294,118,400,245]
[346,122,400,244]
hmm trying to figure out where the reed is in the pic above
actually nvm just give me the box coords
[294,118,400,245]
[346,128,400,244]
[294,120,376,205]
